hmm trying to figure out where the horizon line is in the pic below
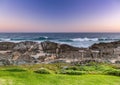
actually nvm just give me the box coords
[0,32,120,33]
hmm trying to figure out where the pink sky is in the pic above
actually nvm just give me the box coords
[0,0,120,32]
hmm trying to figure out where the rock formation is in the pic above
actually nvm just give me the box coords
[0,40,120,65]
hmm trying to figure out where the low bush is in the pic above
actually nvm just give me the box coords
[4,68,26,72]
[110,64,120,69]
[106,69,120,76]
[60,70,86,75]
[65,66,78,70]
[34,68,51,74]
[78,64,113,72]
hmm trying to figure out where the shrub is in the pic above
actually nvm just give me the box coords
[78,66,97,71]
[34,68,51,74]
[78,64,114,72]
[110,64,120,69]
[60,70,86,75]
[106,69,120,76]
[65,66,78,70]
[4,68,26,72]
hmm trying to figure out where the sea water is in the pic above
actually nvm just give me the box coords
[0,32,120,48]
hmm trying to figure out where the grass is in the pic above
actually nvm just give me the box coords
[0,73,120,85]
[0,63,120,85]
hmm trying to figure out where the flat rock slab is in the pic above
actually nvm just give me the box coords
[0,51,11,54]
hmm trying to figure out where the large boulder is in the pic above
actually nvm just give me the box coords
[13,41,39,53]
[41,41,58,53]
[0,42,16,50]
[90,41,120,50]
[41,41,80,53]
[90,42,114,50]
[59,44,79,52]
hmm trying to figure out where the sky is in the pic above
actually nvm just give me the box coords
[0,0,120,32]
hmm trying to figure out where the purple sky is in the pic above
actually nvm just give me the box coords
[0,0,120,32]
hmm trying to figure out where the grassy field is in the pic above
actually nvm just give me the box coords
[0,63,120,85]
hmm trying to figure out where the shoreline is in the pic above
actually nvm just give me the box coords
[0,40,120,65]
[1,32,120,48]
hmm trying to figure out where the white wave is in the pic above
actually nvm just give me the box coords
[39,36,48,39]
[44,36,48,39]
[0,38,11,41]
[70,37,99,42]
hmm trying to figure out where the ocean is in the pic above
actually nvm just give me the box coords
[0,33,120,48]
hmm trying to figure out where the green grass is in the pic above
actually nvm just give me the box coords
[0,64,120,85]
[0,73,120,85]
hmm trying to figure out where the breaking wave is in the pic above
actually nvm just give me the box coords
[69,37,120,42]
[70,37,99,42]
[0,36,50,41]
[0,38,11,41]
[0,37,120,43]
[11,36,50,41]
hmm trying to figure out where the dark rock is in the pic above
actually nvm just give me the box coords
[90,41,120,50]
[115,61,120,64]
[0,42,15,50]
[41,41,80,53]
[59,44,79,53]
[41,41,58,53]
[13,41,39,53]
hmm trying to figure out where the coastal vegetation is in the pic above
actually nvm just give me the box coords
[0,63,120,85]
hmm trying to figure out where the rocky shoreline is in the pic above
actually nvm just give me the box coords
[0,41,120,65]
